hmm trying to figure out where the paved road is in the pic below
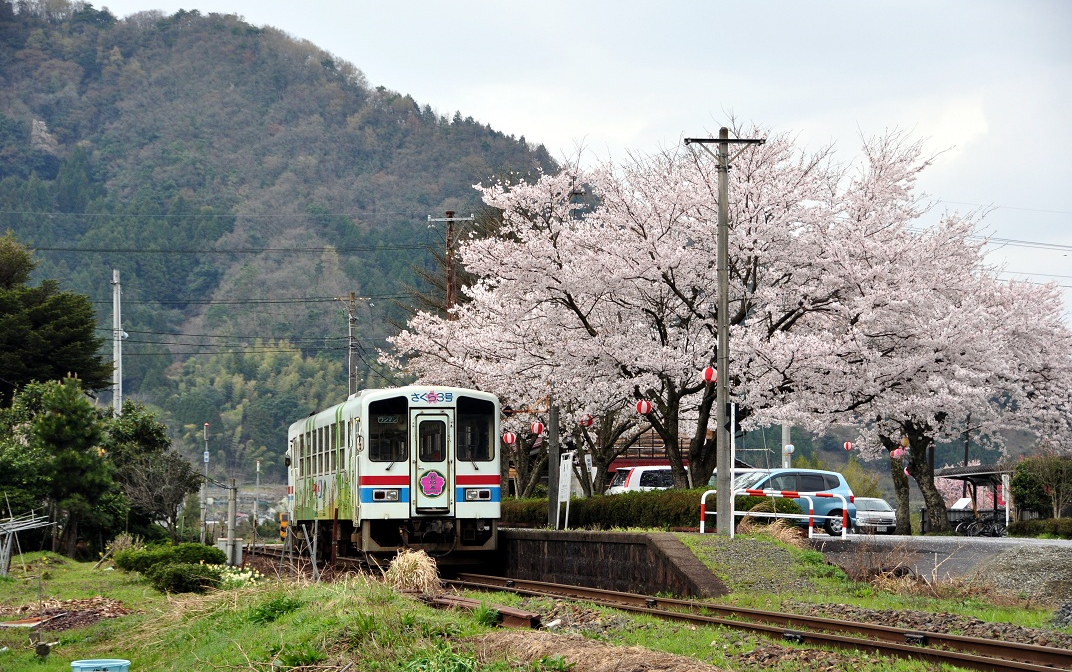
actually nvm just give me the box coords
[807,534,1072,580]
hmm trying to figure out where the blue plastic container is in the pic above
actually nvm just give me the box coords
[71,660,130,672]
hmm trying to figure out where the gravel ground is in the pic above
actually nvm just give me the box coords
[681,535,818,594]
[969,543,1072,604]
[783,599,1072,649]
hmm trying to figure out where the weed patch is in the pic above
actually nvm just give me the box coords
[248,594,303,624]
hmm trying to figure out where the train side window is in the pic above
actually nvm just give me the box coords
[318,427,325,474]
[304,431,311,476]
[369,396,408,462]
[456,395,495,461]
[296,435,303,477]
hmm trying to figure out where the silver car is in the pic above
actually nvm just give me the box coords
[852,497,897,534]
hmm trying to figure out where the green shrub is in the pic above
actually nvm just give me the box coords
[170,542,227,565]
[114,543,226,574]
[145,562,221,593]
[1007,518,1072,539]
[501,488,800,529]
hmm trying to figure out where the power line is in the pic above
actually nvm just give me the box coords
[34,244,433,254]
[97,328,357,340]
[0,208,433,218]
[87,294,411,306]
[118,336,389,347]
[981,236,1072,252]
[121,347,349,357]
[937,200,1072,216]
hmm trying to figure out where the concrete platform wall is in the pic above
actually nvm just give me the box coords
[499,529,728,598]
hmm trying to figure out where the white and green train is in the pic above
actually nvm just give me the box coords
[286,386,501,563]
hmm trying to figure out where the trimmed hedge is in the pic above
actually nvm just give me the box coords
[1007,518,1072,539]
[114,542,227,574]
[501,488,801,529]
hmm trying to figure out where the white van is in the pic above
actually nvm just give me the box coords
[605,466,675,494]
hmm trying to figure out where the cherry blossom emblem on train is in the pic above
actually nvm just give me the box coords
[420,470,446,497]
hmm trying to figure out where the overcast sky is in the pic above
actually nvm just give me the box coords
[97,0,1072,315]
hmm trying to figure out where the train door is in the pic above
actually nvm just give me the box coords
[411,409,453,515]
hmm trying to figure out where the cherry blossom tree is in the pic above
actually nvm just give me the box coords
[386,126,1072,519]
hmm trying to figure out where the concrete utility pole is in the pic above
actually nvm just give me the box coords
[200,422,209,544]
[334,292,360,396]
[111,269,122,416]
[254,459,260,544]
[427,211,474,317]
[685,128,765,536]
[546,399,560,528]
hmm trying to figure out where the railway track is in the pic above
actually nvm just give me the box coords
[449,574,1072,672]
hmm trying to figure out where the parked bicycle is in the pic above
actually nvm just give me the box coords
[955,517,1007,537]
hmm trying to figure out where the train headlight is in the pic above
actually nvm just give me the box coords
[464,489,491,501]
[372,489,399,502]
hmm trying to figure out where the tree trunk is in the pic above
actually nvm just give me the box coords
[885,439,913,535]
[62,514,80,558]
[904,425,951,533]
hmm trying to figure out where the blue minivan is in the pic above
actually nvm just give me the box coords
[731,468,856,535]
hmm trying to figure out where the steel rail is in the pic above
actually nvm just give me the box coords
[452,574,1072,672]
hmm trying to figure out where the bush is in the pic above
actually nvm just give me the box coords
[170,542,227,565]
[114,542,226,573]
[1007,518,1072,539]
[145,562,222,593]
[501,488,800,529]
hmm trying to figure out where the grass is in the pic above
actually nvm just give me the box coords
[0,552,504,672]
[0,536,1068,672]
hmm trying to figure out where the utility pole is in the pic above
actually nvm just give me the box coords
[334,292,360,396]
[546,397,559,528]
[200,423,209,544]
[685,128,765,536]
[962,413,971,497]
[111,269,122,416]
[254,459,260,545]
[427,211,474,318]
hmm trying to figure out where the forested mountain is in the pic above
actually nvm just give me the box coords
[0,1,555,482]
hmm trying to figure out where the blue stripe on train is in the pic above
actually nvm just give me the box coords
[359,487,411,503]
[455,487,501,503]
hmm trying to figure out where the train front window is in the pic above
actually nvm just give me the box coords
[419,420,446,462]
[457,395,494,461]
[369,396,408,462]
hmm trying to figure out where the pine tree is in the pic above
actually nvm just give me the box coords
[0,233,111,405]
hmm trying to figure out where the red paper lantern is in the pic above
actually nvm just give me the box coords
[843,441,853,451]
[636,399,653,415]
[530,421,544,435]
[502,432,516,445]
[702,366,717,383]
[578,414,594,427]
[891,448,903,459]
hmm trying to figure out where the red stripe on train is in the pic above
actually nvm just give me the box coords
[456,475,501,486]
[359,476,410,486]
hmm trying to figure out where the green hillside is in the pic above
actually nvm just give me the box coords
[0,2,555,481]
